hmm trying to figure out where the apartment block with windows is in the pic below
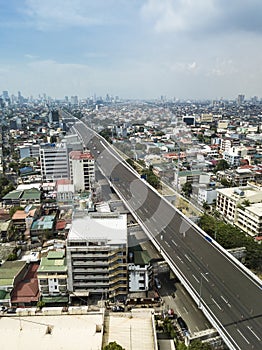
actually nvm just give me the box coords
[69,150,95,192]
[37,250,68,305]
[67,212,127,302]
[40,143,69,181]
[216,185,262,236]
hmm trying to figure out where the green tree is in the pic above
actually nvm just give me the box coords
[188,339,212,349]
[182,182,192,197]
[198,214,262,273]
[214,159,230,172]
[202,202,210,211]
[141,166,160,189]
[103,342,125,350]
[176,342,187,350]
[220,178,233,187]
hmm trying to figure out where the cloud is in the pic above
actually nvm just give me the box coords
[23,0,138,31]
[141,0,218,34]
[24,54,38,60]
[23,0,103,30]
[141,0,262,35]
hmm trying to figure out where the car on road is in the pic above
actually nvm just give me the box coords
[177,316,189,336]
[154,277,161,289]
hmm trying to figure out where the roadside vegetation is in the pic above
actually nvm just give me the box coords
[199,214,262,275]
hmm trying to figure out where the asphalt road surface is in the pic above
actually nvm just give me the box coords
[67,114,262,350]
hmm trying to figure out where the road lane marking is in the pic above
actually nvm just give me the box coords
[184,254,191,262]
[183,306,188,314]
[247,326,261,341]
[237,329,250,344]
[177,256,184,264]
[220,295,231,308]
[211,297,222,310]
[171,239,178,246]
[165,240,171,248]
[192,275,200,283]
[220,295,228,304]
[202,273,209,282]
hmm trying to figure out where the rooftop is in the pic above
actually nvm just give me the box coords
[69,150,94,160]
[0,313,103,350]
[38,250,67,273]
[68,212,127,245]
[0,260,27,287]
[103,309,156,350]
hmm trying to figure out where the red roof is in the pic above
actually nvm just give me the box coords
[56,220,67,230]
[11,263,40,304]
[69,150,94,160]
[56,179,72,185]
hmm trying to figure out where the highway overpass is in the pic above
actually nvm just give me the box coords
[63,111,262,350]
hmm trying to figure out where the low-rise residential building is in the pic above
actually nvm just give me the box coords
[174,170,210,190]
[216,169,254,186]
[37,250,68,305]
[67,211,127,303]
[216,185,262,236]
[12,208,38,234]
[0,260,29,306]
[30,215,56,243]
[11,263,40,307]
[2,188,41,207]
[198,187,217,205]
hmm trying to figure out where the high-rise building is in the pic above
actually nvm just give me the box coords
[40,143,69,181]
[2,90,9,99]
[48,109,60,124]
[237,94,245,105]
[67,212,128,302]
[69,150,95,192]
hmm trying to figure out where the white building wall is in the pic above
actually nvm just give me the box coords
[40,145,69,181]
[128,264,150,292]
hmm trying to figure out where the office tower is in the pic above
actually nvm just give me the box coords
[2,90,9,99]
[69,150,95,192]
[40,143,69,181]
[70,96,78,105]
[237,94,245,105]
[67,212,128,302]
[48,109,60,124]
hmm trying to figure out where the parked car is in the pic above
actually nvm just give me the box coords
[177,316,189,336]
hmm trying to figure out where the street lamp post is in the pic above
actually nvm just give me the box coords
[198,272,209,309]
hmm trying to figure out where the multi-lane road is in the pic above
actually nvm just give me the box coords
[66,113,262,350]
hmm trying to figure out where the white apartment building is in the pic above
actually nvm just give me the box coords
[40,143,69,181]
[128,251,152,292]
[69,150,95,192]
[198,188,217,205]
[223,150,241,167]
[216,185,262,236]
[67,212,128,302]
[236,203,262,237]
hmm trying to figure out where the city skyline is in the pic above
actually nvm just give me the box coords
[1,1,262,100]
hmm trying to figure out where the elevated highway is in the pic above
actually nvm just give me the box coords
[64,112,262,350]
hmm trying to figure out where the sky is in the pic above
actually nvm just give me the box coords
[1,0,262,100]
